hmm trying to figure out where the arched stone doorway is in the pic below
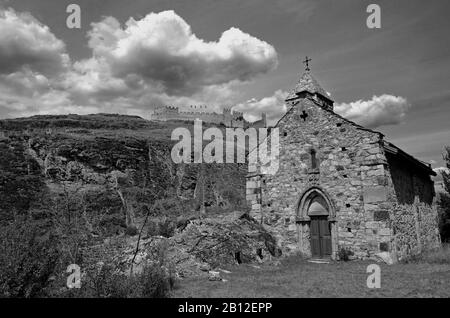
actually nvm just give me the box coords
[296,188,337,259]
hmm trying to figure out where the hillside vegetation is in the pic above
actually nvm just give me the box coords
[0,114,251,297]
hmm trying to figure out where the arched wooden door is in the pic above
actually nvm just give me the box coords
[308,196,332,258]
[310,216,332,258]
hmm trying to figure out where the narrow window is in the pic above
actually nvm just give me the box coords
[256,248,263,260]
[235,251,242,264]
[311,149,318,169]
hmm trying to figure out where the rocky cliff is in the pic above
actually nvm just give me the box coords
[0,114,247,224]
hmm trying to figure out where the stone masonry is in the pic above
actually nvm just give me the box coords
[246,68,440,262]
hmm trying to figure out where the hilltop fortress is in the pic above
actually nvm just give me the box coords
[151,105,267,128]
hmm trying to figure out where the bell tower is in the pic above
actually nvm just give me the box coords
[285,56,334,111]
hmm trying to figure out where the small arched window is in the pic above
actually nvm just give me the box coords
[310,149,318,169]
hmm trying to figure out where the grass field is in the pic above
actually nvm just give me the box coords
[172,253,450,298]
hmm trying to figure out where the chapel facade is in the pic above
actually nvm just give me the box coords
[246,63,441,262]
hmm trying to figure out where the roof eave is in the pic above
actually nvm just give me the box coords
[382,141,436,176]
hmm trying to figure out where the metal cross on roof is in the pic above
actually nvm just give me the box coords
[303,56,312,71]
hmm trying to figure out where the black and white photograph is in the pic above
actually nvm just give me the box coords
[0,0,449,304]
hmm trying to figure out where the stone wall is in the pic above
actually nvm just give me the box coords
[386,152,434,205]
[391,199,441,260]
[151,106,249,128]
[246,95,438,261]
[247,97,392,258]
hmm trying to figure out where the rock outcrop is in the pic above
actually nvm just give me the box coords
[99,213,281,278]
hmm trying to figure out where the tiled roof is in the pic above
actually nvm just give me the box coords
[286,70,330,101]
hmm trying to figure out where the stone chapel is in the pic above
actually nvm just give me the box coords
[246,61,441,262]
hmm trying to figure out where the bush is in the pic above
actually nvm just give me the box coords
[125,226,138,236]
[338,247,354,261]
[153,198,185,217]
[63,262,173,298]
[159,218,176,238]
[0,139,45,223]
[0,218,60,297]
[402,244,450,264]
[439,146,450,242]
[438,194,450,242]
[146,219,160,236]
[146,218,176,238]
[83,264,141,298]
[139,263,172,298]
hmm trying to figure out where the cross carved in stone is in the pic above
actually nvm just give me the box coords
[300,110,308,121]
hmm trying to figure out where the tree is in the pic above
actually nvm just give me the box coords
[443,147,450,194]
[112,169,137,232]
[0,138,45,223]
[438,146,450,242]
[0,137,59,297]
[0,216,60,297]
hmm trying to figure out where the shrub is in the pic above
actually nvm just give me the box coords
[61,264,136,298]
[438,193,450,242]
[153,198,185,217]
[146,219,160,236]
[0,218,60,297]
[402,244,450,264]
[0,139,45,223]
[99,214,127,236]
[222,188,244,209]
[338,247,354,261]
[158,218,176,238]
[63,262,173,298]
[146,218,176,238]
[139,263,172,298]
[125,226,138,236]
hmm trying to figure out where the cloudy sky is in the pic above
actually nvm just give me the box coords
[0,0,449,168]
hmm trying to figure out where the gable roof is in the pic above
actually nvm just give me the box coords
[286,70,331,101]
[301,97,435,176]
[382,140,436,176]
[250,68,436,178]
[280,96,384,136]
[249,96,435,177]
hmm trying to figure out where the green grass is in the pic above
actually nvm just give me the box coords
[402,244,450,265]
[172,255,450,298]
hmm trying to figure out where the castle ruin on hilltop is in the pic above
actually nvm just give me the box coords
[150,105,267,128]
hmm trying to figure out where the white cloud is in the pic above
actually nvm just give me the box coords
[0,8,409,134]
[335,94,410,129]
[234,90,288,125]
[0,9,279,119]
[0,8,69,76]
[234,91,411,129]
[85,10,278,95]
[0,8,74,118]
